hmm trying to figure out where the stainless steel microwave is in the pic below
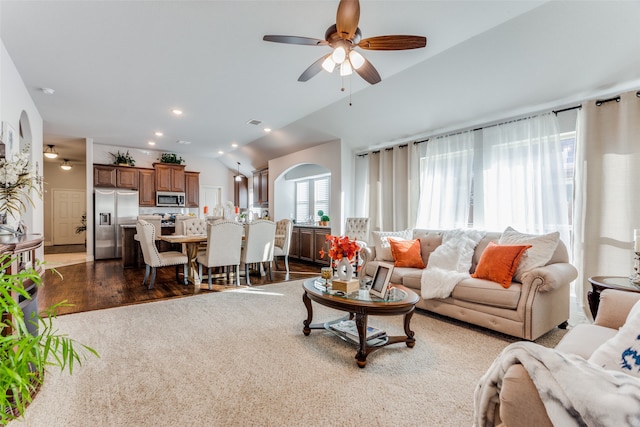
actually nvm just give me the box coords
[156,191,186,207]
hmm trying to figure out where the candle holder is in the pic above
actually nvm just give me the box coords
[631,252,640,285]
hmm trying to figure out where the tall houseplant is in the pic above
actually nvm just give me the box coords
[0,256,98,423]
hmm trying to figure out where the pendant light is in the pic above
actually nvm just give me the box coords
[60,159,72,170]
[235,162,242,182]
[44,144,59,159]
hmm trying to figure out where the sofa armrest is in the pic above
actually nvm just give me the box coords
[520,262,578,292]
[360,246,376,271]
[594,289,640,329]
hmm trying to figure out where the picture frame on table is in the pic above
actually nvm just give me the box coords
[369,261,394,298]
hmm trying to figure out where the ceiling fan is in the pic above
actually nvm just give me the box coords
[263,0,427,85]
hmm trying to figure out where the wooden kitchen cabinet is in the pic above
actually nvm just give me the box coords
[154,164,186,192]
[138,169,155,206]
[94,165,117,187]
[116,167,139,189]
[94,164,138,189]
[234,176,248,209]
[291,226,330,265]
[185,172,200,207]
[252,168,269,207]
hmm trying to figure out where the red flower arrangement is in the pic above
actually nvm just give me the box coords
[319,234,360,267]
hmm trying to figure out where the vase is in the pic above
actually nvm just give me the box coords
[336,258,354,281]
[0,212,19,235]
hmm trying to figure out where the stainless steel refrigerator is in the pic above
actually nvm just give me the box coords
[94,188,139,260]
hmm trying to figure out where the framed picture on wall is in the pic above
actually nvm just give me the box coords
[2,122,16,154]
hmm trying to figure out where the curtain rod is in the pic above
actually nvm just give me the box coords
[595,96,620,106]
[553,105,581,115]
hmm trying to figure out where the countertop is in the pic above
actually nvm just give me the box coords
[293,224,331,228]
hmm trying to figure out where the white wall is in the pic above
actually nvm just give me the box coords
[269,139,346,235]
[0,40,44,258]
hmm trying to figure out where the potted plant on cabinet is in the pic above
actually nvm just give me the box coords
[0,256,98,423]
[109,150,136,167]
[317,210,330,226]
[159,153,185,165]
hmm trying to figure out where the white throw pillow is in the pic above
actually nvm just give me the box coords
[427,229,485,272]
[589,299,640,378]
[371,229,413,261]
[498,226,560,282]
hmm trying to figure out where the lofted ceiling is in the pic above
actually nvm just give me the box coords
[1,1,640,176]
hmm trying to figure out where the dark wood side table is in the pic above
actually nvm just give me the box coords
[587,276,640,318]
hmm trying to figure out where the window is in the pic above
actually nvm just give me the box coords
[295,176,330,223]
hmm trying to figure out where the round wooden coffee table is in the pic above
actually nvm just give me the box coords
[302,278,419,368]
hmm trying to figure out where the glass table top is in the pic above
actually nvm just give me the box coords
[309,278,408,302]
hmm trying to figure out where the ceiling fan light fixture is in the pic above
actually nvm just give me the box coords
[331,46,346,64]
[44,144,59,159]
[321,56,336,73]
[349,50,365,69]
[60,159,72,171]
[340,60,353,76]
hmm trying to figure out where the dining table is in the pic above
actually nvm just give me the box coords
[159,229,286,286]
[159,234,207,285]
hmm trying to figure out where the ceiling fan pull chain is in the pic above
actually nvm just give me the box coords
[349,74,353,106]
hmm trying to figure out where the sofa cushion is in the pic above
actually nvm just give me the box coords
[371,229,413,261]
[555,324,617,360]
[498,226,560,282]
[589,299,640,378]
[388,238,425,269]
[451,278,522,309]
[413,231,443,267]
[472,242,531,288]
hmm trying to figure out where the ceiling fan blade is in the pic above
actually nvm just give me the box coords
[358,35,427,51]
[355,58,381,85]
[298,54,331,82]
[336,0,360,40]
[263,35,328,46]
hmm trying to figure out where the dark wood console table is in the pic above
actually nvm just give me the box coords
[587,276,640,318]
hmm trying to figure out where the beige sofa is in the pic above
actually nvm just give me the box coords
[360,229,578,340]
[497,289,640,426]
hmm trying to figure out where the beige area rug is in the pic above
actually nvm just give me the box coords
[43,253,87,270]
[12,281,567,427]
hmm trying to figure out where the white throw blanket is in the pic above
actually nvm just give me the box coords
[420,229,485,299]
[473,341,640,427]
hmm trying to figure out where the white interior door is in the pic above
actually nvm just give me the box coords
[199,185,222,218]
[53,189,86,245]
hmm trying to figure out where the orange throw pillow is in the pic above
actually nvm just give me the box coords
[472,241,532,288]
[388,238,426,269]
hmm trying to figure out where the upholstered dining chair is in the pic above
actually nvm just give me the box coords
[137,214,163,242]
[240,220,276,286]
[196,220,244,288]
[136,219,188,289]
[273,219,293,276]
[173,214,192,235]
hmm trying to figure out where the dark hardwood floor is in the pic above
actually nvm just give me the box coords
[39,258,322,316]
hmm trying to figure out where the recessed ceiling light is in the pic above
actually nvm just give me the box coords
[154,131,163,137]
[264,128,272,133]
[148,141,156,146]
[172,109,183,115]
[231,143,238,148]
[218,150,224,155]
[40,87,55,95]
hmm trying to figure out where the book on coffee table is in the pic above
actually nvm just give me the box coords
[328,320,386,342]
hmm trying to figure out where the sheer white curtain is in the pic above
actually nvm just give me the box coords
[573,90,640,319]
[415,132,475,229]
[479,113,570,245]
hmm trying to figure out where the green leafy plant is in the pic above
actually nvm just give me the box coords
[317,210,324,217]
[75,213,87,234]
[320,214,330,222]
[0,255,98,423]
[159,153,185,164]
[109,150,135,166]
